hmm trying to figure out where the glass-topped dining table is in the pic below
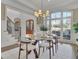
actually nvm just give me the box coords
[19,35,54,59]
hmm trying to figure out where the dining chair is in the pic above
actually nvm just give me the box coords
[38,39,55,56]
[18,37,39,59]
[53,36,58,53]
[47,34,58,55]
[35,33,47,55]
[38,40,48,55]
[18,39,30,59]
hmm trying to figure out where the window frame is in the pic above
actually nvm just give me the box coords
[47,11,72,40]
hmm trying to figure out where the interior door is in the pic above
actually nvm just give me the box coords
[26,19,34,34]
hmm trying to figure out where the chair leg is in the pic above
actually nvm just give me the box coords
[49,42,51,59]
[26,44,28,59]
[43,47,44,52]
[56,43,58,52]
[52,42,54,56]
[33,49,39,58]
[18,43,21,59]
[57,43,58,50]
[55,44,58,53]
[39,46,40,56]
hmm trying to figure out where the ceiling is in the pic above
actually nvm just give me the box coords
[17,0,78,11]
[2,0,78,15]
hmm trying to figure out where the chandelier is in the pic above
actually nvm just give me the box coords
[34,0,49,17]
[34,10,49,17]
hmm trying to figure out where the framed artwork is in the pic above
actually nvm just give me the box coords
[7,17,12,34]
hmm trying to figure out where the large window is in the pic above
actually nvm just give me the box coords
[47,11,72,40]
[62,12,71,40]
[51,12,61,19]
[63,12,71,17]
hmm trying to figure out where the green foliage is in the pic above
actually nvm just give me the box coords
[40,25,48,31]
[73,23,78,33]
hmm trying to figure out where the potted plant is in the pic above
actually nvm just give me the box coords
[73,23,78,33]
[40,25,48,38]
[72,23,78,41]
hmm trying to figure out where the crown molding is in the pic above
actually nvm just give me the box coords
[1,0,35,16]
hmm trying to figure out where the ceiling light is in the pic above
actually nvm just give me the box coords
[34,0,49,17]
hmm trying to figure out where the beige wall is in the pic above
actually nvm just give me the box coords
[73,9,78,20]
[1,3,6,20]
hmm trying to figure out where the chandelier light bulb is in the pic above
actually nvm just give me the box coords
[34,12,39,17]
[38,10,42,15]
[34,10,49,17]
[46,10,49,13]
[46,10,49,16]
[39,10,42,13]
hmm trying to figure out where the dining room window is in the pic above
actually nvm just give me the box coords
[62,11,72,40]
[47,11,72,40]
[63,12,71,18]
[51,12,61,19]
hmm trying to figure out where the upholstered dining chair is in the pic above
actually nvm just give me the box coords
[18,38,38,59]
[47,34,58,55]
[18,19,39,59]
[34,32,47,55]
[38,38,55,56]
[38,40,48,55]
[18,38,31,59]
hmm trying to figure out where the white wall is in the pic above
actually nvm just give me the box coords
[1,3,6,20]
[1,3,7,31]
[71,9,78,44]
[1,5,37,47]
[6,8,37,40]
[7,8,21,22]
[19,14,36,39]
